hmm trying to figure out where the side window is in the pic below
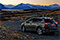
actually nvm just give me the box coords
[26,19,33,23]
[32,19,42,23]
[26,19,42,23]
[28,20,33,23]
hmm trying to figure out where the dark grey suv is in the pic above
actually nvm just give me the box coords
[21,17,58,35]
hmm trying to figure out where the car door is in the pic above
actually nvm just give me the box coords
[24,20,33,30]
[29,19,39,30]
[30,23,37,30]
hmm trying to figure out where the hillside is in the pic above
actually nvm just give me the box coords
[0,3,8,9]
[0,9,60,24]
[0,3,60,9]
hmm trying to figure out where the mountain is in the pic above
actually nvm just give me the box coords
[49,4,59,7]
[12,3,60,9]
[49,4,60,9]
[12,3,45,9]
[12,3,33,10]
[12,3,43,9]
[0,3,7,9]
[4,5,15,8]
[56,6,60,9]
[0,3,60,9]
[38,4,60,9]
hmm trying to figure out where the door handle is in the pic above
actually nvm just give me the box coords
[30,23,32,25]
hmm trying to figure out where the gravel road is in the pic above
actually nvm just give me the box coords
[0,21,60,40]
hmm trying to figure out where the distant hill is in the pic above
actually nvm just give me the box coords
[48,4,60,9]
[0,3,60,9]
[12,3,60,9]
[4,5,15,8]
[12,3,33,10]
[49,4,59,7]
[0,3,8,9]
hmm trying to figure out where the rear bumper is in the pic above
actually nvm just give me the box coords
[44,29,59,33]
[43,28,58,33]
[44,25,58,32]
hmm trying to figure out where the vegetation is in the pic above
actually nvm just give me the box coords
[0,9,60,24]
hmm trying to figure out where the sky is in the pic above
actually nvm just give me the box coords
[0,0,60,6]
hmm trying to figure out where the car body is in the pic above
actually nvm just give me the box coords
[21,17,58,35]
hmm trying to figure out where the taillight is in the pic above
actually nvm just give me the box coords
[43,22,50,25]
[56,22,58,24]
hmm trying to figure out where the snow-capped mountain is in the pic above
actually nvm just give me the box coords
[0,3,7,9]
[56,6,60,9]
[0,3,60,9]
[48,4,60,9]
[12,3,60,9]
[4,5,15,8]
[12,3,33,10]
[49,4,59,7]
[12,3,43,9]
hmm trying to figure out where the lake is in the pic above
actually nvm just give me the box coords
[2,9,23,11]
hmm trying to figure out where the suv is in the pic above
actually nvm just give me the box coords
[21,17,58,35]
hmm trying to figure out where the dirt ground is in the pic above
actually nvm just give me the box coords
[0,21,60,40]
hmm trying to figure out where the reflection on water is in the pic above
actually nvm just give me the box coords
[2,9,23,10]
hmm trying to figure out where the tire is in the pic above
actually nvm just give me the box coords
[37,28,43,35]
[54,31,59,36]
[22,26,26,32]
[51,32,55,34]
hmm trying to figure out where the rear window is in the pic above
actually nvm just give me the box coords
[45,19,56,23]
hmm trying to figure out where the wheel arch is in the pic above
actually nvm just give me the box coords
[21,24,24,29]
[36,26,42,30]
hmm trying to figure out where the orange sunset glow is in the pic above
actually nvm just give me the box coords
[0,0,60,5]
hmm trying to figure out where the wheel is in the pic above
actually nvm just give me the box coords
[37,28,43,35]
[54,31,59,36]
[21,26,26,32]
[54,29,59,36]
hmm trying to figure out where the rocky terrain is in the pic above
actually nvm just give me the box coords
[0,9,60,40]
[0,9,60,24]
[0,21,35,40]
[0,21,60,40]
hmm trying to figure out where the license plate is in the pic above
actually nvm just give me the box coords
[51,24,55,25]
[51,24,55,26]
